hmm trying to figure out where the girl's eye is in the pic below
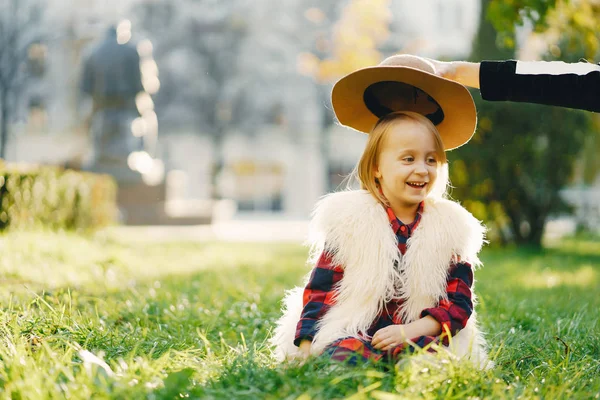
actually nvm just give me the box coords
[403,156,414,162]
[427,157,437,163]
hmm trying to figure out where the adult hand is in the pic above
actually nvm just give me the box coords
[424,58,481,89]
[423,58,459,81]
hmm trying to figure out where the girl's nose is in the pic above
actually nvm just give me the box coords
[415,162,428,174]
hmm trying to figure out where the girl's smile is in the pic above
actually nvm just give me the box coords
[406,181,428,189]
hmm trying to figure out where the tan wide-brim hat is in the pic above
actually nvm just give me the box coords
[331,54,477,150]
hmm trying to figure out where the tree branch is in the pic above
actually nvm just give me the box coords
[0,0,44,91]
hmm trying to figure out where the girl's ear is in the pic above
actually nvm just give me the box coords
[374,165,382,179]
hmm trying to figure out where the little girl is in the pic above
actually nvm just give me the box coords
[271,55,491,368]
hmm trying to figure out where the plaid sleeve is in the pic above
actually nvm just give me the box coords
[419,261,473,346]
[294,251,344,346]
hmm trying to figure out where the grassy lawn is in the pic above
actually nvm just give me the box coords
[0,230,598,399]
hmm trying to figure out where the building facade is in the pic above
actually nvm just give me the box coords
[8,0,496,221]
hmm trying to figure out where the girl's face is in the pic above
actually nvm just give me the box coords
[374,119,439,211]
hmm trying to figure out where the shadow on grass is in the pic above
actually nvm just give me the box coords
[186,353,396,400]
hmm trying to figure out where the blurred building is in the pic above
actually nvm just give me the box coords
[8,0,138,165]
[18,0,599,227]
[4,0,482,221]
[388,0,480,57]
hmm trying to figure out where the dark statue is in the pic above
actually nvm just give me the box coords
[80,27,145,183]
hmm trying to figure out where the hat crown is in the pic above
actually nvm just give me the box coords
[379,55,436,75]
[331,54,477,150]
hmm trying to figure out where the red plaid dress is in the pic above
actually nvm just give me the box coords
[294,202,474,364]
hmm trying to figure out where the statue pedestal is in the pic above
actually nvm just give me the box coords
[83,159,214,225]
[116,181,215,225]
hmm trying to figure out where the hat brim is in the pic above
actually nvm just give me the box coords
[331,66,477,150]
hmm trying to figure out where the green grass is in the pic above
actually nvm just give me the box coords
[0,231,598,399]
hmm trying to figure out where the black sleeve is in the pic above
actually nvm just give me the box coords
[479,60,600,112]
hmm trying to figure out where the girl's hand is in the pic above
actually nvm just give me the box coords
[298,340,312,359]
[371,325,408,351]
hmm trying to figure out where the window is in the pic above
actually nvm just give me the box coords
[27,96,48,132]
[27,43,47,77]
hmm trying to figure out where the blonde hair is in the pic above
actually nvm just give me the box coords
[354,111,448,206]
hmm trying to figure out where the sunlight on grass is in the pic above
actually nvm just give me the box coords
[551,236,600,257]
[519,265,597,288]
[0,230,303,298]
[0,230,599,398]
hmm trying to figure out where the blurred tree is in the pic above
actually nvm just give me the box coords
[488,0,600,59]
[543,2,600,187]
[487,0,561,36]
[542,0,600,60]
[303,0,392,82]
[447,0,595,248]
[494,0,600,211]
[297,0,392,190]
[0,0,44,159]
[133,0,249,198]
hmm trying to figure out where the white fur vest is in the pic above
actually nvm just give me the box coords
[270,189,492,369]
